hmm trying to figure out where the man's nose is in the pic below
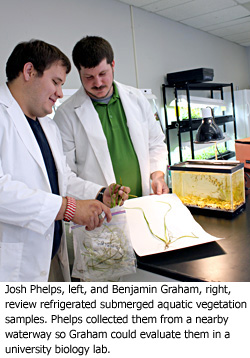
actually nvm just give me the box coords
[56,85,63,98]
[93,76,102,87]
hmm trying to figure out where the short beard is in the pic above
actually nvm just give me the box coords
[85,83,113,99]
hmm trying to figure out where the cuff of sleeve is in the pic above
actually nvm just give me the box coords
[96,187,106,203]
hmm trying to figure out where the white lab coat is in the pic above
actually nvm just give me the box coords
[0,84,102,282]
[54,81,167,194]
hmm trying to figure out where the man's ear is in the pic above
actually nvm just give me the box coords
[23,62,35,81]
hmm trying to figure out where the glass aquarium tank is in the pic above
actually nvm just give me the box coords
[170,160,245,217]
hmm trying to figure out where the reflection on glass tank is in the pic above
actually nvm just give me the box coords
[170,160,245,215]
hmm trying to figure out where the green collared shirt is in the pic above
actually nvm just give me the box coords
[92,83,142,197]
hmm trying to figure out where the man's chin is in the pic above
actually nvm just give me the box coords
[89,89,106,99]
[41,107,53,117]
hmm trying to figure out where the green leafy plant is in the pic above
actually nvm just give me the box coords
[179,107,202,120]
[182,143,227,161]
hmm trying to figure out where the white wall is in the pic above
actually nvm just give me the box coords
[0,0,136,88]
[246,47,250,85]
[0,0,249,107]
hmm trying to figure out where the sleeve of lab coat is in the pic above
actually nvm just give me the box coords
[0,166,62,235]
[53,122,103,200]
[64,159,103,200]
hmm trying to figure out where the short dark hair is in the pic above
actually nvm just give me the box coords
[6,39,71,82]
[72,36,114,71]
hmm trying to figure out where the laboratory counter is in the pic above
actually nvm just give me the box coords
[136,192,250,282]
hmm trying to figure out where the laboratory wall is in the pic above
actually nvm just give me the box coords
[246,47,250,85]
[0,0,249,111]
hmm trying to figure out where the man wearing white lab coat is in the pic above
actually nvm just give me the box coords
[54,36,168,196]
[0,40,129,282]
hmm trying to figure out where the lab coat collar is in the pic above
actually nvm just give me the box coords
[72,86,88,108]
[0,83,15,107]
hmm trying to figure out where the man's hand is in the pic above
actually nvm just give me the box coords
[151,171,169,195]
[103,183,130,208]
[72,200,112,231]
[56,198,112,231]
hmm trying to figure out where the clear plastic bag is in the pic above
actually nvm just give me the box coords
[71,208,137,282]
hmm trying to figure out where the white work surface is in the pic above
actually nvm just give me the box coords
[124,194,222,257]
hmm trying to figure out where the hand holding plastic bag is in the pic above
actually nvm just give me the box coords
[71,207,136,281]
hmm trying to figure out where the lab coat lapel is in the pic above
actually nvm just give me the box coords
[117,83,147,172]
[39,117,64,193]
[75,93,115,184]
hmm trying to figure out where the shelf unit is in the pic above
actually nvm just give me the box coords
[162,82,237,165]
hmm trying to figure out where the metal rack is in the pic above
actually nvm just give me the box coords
[162,82,237,165]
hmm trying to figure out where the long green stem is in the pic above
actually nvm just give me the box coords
[125,206,166,244]
[125,201,198,249]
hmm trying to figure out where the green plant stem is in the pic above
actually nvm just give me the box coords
[125,206,166,244]
[110,181,138,208]
[124,201,198,249]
